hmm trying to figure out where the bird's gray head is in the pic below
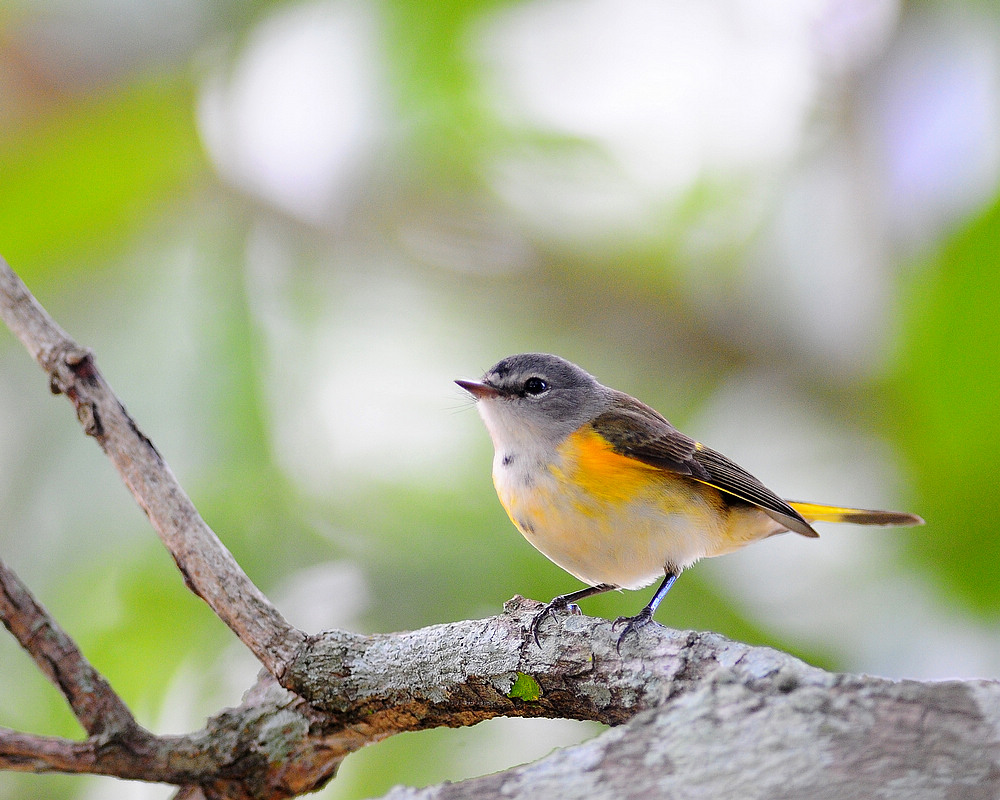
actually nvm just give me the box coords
[456,353,612,449]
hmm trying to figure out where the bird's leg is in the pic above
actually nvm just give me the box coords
[612,571,678,652]
[529,583,616,646]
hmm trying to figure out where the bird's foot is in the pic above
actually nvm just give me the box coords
[529,597,581,646]
[612,607,655,653]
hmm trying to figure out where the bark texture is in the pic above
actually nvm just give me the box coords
[381,675,1000,800]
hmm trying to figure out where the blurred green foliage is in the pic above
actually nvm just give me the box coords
[897,196,1000,612]
[0,80,203,285]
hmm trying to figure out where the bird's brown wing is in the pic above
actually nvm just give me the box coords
[589,393,707,478]
[590,392,817,537]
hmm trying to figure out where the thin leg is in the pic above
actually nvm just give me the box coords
[530,583,616,646]
[612,571,679,652]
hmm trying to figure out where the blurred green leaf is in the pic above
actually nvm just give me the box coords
[0,78,204,283]
[65,546,230,712]
[384,0,509,179]
[895,195,1000,612]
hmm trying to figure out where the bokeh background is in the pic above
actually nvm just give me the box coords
[2,0,1000,797]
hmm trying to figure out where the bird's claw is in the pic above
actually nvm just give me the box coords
[612,608,654,653]
[529,599,580,646]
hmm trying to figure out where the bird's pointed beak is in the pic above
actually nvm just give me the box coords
[455,379,500,400]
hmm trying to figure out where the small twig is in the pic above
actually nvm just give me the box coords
[0,558,140,737]
[0,256,306,678]
[0,725,189,782]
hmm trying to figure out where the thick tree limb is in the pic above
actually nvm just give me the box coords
[0,596,810,786]
[0,599,796,796]
[283,596,808,728]
[377,669,1000,800]
[0,256,306,678]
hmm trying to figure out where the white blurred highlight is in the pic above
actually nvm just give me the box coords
[473,0,898,240]
[198,0,383,224]
[869,8,1000,248]
[245,225,487,496]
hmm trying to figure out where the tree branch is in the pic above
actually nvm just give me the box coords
[375,669,1000,800]
[0,557,141,738]
[283,596,813,729]
[0,256,306,678]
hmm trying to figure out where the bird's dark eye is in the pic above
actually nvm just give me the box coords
[523,377,549,396]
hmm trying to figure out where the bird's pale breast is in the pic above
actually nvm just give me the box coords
[492,425,748,589]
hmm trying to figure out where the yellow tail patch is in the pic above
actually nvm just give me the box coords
[788,501,924,527]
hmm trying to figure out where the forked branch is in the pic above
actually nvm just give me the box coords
[0,256,306,678]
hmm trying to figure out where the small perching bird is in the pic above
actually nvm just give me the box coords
[457,353,923,649]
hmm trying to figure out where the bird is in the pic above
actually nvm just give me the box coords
[456,352,923,649]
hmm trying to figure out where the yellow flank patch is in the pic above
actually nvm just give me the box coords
[555,425,668,506]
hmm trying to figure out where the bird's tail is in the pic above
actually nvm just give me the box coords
[788,501,924,527]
